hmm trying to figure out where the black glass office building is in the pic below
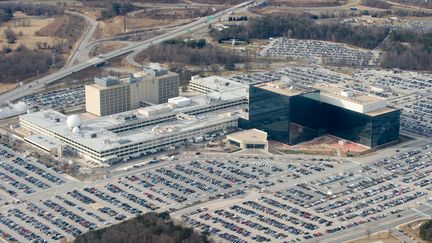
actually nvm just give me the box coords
[247,84,400,148]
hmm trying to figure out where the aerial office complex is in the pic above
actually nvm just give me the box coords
[21,85,247,163]
[85,76,131,116]
[21,73,401,163]
[247,82,400,147]
[85,64,179,116]
[189,75,248,94]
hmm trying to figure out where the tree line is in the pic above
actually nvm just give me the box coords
[75,212,211,243]
[0,3,64,17]
[210,15,390,49]
[210,14,432,70]
[380,29,432,70]
[162,38,207,49]
[420,220,432,241]
[142,39,250,69]
[0,8,13,25]
[0,45,61,83]
[100,1,135,20]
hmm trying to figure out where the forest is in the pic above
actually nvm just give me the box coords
[141,39,249,69]
[0,3,64,17]
[75,212,210,243]
[420,220,432,241]
[210,15,390,49]
[0,46,60,83]
[381,29,432,70]
[210,14,432,70]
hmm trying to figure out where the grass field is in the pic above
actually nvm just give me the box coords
[0,12,65,50]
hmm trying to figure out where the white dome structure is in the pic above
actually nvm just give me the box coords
[72,127,80,134]
[66,115,81,129]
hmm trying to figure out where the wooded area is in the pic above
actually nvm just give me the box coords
[141,39,249,69]
[100,2,135,20]
[0,46,60,83]
[0,3,64,17]
[210,15,390,49]
[75,212,210,243]
[210,14,432,70]
[381,29,432,70]
[420,220,432,241]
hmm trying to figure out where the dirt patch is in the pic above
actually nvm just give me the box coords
[94,16,177,39]
[349,231,401,243]
[251,7,309,16]
[90,42,128,57]
[267,0,347,7]
[133,7,222,19]
[35,15,68,36]
[0,12,64,50]
[399,220,430,243]
[270,134,370,156]
[0,83,17,94]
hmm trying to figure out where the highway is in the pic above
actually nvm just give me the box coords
[63,10,99,68]
[0,1,254,105]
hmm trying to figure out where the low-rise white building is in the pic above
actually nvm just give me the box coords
[21,88,248,163]
[227,129,268,150]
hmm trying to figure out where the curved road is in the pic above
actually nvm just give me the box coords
[63,10,99,68]
[0,1,254,105]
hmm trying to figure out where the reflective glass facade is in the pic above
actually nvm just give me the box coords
[248,85,400,148]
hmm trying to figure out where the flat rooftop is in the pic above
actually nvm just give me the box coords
[365,106,399,117]
[315,83,382,105]
[20,90,248,152]
[87,82,126,91]
[191,76,248,92]
[255,81,314,96]
[24,134,64,150]
[21,109,241,152]
[228,129,267,142]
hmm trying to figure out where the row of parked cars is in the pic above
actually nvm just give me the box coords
[11,157,65,185]
[0,213,46,243]
[156,167,218,193]
[43,200,97,230]
[260,38,376,66]
[23,86,84,110]
[84,187,142,216]
[26,202,83,238]
[0,162,50,189]
[8,208,65,241]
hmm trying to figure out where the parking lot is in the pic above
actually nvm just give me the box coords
[22,86,84,110]
[0,142,431,242]
[179,147,432,243]
[396,96,432,137]
[231,65,432,138]
[0,145,67,197]
[0,152,344,242]
[259,38,378,66]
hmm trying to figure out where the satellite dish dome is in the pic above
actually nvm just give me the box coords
[72,127,80,134]
[66,115,80,129]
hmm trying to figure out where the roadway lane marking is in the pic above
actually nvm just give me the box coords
[411,207,431,218]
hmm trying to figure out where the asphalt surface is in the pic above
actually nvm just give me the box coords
[63,10,99,68]
[0,1,254,105]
